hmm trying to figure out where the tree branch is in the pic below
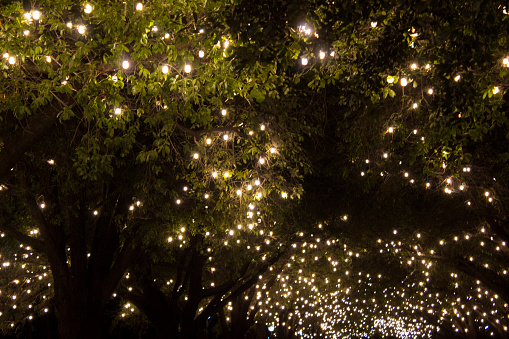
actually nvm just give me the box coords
[0,223,45,252]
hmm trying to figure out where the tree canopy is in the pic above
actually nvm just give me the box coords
[0,0,509,338]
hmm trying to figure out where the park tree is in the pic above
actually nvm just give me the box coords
[0,0,311,337]
[2,0,509,338]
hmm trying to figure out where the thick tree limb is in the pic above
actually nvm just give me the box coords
[0,223,45,252]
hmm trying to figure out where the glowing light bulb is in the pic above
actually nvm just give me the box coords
[114,108,122,115]
[387,127,394,133]
[410,63,418,70]
[193,153,199,159]
[319,51,325,59]
[400,78,408,87]
[136,3,143,11]
[223,134,228,140]
[84,4,93,14]
[122,60,130,69]
[198,50,204,58]
[413,103,418,109]
[32,10,41,20]
[206,138,211,145]
[301,57,308,65]
[259,158,265,164]
[212,171,217,178]
[162,65,169,74]
[8,56,15,65]
[45,56,51,63]
[67,22,73,28]
[428,88,434,94]
[221,109,227,116]
[454,75,461,82]
[371,21,377,27]
[184,64,191,73]
[78,25,86,34]
[387,76,394,84]
[492,86,500,95]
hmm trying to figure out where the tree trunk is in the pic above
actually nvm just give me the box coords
[54,297,104,339]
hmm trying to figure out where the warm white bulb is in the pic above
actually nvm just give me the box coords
[428,88,434,95]
[492,86,500,95]
[162,65,169,74]
[67,22,73,28]
[32,10,41,20]
[400,78,408,87]
[8,56,15,65]
[319,51,325,59]
[221,109,227,116]
[198,50,205,58]
[184,64,191,73]
[114,108,122,115]
[193,153,199,159]
[84,4,93,14]
[136,3,143,11]
[206,138,211,145]
[45,56,51,63]
[122,60,130,69]
[301,57,308,66]
[78,25,86,34]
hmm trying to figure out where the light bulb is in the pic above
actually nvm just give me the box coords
[45,56,51,63]
[122,60,130,69]
[184,64,191,73]
[400,78,408,87]
[198,50,204,58]
[319,51,325,59]
[136,3,143,11]
[84,4,92,14]
[8,56,15,65]
[78,25,86,34]
[162,65,169,74]
[301,57,308,66]
[32,10,41,20]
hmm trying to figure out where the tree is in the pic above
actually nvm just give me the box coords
[0,0,310,337]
